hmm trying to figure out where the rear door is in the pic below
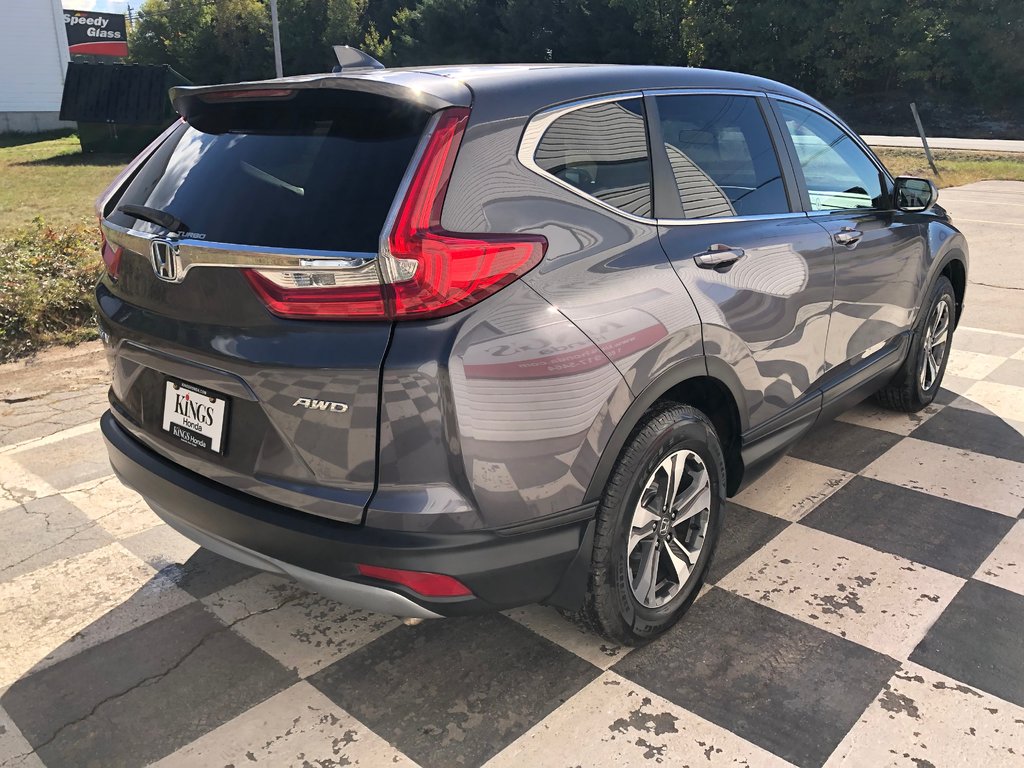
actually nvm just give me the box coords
[769,98,926,369]
[98,84,450,523]
[650,91,835,431]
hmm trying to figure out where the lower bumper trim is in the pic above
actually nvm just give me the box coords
[157,506,443,619]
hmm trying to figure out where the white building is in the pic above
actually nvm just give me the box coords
[0,0,74,132]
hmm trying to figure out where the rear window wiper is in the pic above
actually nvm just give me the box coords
[241,161,305,197]
[117,204,188,234]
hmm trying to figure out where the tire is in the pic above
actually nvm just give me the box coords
[577,403,726,645]
[875,275,956,413]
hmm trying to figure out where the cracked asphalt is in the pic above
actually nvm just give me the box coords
[1,181,1023,768]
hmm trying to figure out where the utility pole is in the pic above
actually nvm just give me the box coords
[910,102,939,176]
[269,0,283,78]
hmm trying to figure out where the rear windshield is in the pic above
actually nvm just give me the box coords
[108,90,430,253]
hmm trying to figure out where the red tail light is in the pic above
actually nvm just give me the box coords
[246,107,547,321]
[384,107,548,319]
[99,224,123,278]
[356,564,473,597]
[244,272,386,319]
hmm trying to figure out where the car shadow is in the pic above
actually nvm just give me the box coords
[14,152,132,168]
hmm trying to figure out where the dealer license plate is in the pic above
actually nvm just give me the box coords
[161,379,228,454]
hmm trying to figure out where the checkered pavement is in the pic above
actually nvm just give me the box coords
[1,325,1023,768]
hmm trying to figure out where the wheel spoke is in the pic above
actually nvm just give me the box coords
[673,467,711,524]
[662,454,685,515]
[632,540,661,605]
[924,351,938,388]
[628,502,660,556]
[663,540,691,584]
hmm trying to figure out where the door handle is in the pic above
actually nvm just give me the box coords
[834,226,863,246]
[694,243,745,271]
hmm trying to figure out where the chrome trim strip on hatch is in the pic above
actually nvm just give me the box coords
[101,219,379,284]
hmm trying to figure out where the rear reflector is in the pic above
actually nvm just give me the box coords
[356,564,473,597]
[244,106,547,321]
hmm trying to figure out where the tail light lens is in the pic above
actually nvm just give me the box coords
[99,224,123,278]
[246,107,547,321]
[244,271,386,319]
[383,108,548,319]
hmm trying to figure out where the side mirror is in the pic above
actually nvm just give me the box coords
[894,176,938,212]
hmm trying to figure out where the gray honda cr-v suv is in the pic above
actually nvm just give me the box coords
[97,62,967,643]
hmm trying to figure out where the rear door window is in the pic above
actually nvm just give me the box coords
[533,98,653,218]
[108,90,430,253]
[654,94,790,219]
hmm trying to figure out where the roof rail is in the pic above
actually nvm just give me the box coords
[332,46,385,72]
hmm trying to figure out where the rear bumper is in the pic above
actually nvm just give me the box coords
[101,411,593,617]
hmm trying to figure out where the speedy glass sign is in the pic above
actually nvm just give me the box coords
[64,10,128,57]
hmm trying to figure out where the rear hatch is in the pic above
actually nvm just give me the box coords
[97,75,470,523]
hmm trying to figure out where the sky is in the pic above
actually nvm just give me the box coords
[62,0,130,14]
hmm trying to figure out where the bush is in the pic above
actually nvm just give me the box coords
[0,219,102,362]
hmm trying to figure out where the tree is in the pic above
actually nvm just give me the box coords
[275,0,367,75]
[129,0,223,82]
[390,0,507,65]
[129,0,368,82]
[126,0,1024,129]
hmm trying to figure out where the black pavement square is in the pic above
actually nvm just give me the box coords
[1,602,297,768]
[121,526,262,599]
[613,588,898,768]
[309,613,600,768]
[707,502,789,584]
[0,494,112,580]
[802,476,1014,578]
[908,404,1024,463]
[911,579,1024,708]
[163,547,265,598]
[788,419,904,473]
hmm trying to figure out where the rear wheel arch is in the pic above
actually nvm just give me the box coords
[584,358,747,504]
[940,254,966,326]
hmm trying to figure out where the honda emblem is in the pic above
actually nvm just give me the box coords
[151,239,180,282]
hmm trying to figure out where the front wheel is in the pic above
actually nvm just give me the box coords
[578,403,725,645]
[875,275,956,413]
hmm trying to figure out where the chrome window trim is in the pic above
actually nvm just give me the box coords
[767,93,897,216]
[644,87,769,99]
[517,88,812,227]
[101,219,379,284]
[517,91,653,225]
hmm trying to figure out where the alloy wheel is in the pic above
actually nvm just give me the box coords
[919,299,951,392]
[626,449,712,608]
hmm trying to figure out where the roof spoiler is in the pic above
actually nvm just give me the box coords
[170,70,471,120]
